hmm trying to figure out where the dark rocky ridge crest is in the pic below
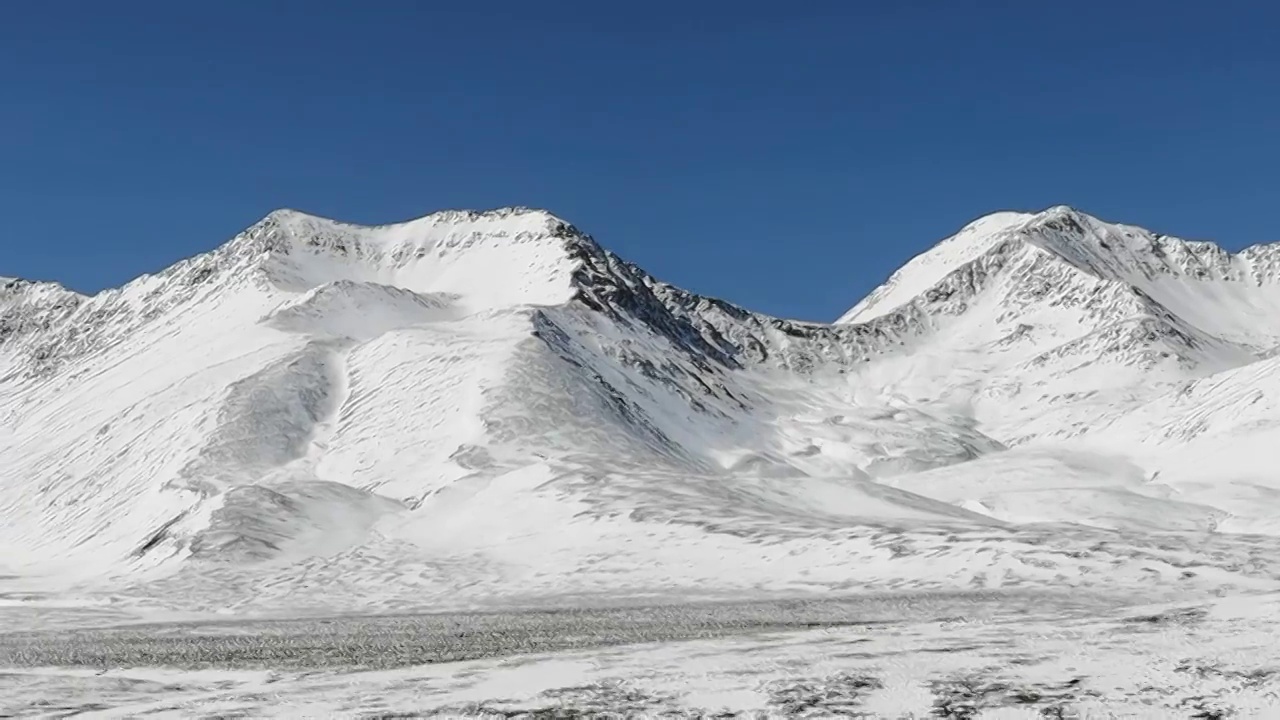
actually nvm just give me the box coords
[5,204,1277,383]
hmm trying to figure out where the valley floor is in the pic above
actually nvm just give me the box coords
[2,590,1279,718]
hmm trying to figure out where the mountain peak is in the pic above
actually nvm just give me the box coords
[835,208,1042,324]
[837,205,1280,353]
[220,205,599,313]
[254,205,576,242]
[838,204,1262,325]
[1033,204,1083,219]
[0,276,82,304]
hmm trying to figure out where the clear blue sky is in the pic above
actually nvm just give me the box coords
[3,1,1278,320]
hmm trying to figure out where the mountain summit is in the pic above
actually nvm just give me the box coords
[3,205,1279,612]
[843,205,1280,350]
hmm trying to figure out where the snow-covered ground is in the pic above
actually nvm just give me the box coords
[3,592,1278,717]
[4,204,1280,714]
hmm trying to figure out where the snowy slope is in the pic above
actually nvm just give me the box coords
[4,204,1280,615]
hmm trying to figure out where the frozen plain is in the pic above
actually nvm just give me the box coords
[3,205,1280,716]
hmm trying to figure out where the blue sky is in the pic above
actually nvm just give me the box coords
[3,1,1278,320]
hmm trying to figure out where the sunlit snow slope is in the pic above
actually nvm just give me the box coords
[4,205,1280,611]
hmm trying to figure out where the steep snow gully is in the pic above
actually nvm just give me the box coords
[4,205,1280,614]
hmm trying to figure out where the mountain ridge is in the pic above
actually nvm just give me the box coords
[8,203,1280,330]
[5,203,1280,614]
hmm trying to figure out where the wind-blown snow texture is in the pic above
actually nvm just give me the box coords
[5,205,1280,614]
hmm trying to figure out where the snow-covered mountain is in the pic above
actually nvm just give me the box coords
[4,205,1280,614]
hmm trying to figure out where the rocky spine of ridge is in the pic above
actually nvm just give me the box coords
[0,245,248,380]
[1,278,87,379]
[218,207,963,378]
[1,278,84,342]
[1,207,585,379]
[8,204,1277,388]
[561,204,1279,381]
[0,205,1032,385]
